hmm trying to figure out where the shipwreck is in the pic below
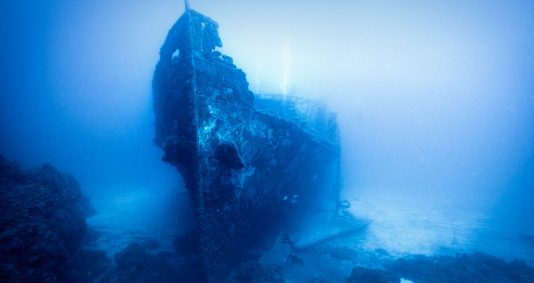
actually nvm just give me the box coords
[153,4,341,281]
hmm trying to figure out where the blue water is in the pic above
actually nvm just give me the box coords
[1,0,534,282]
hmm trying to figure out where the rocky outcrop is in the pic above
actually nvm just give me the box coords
[345,252,534,283]
[386,253,534,283]
[0,156,91,282]
[153,8,340,281]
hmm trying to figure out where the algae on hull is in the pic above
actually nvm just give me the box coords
[153,8,341,281]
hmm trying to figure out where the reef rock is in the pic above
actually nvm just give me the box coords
[0,156,90,282]
[153,8,340,281]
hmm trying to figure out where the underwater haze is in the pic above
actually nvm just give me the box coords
[1,0,534,282]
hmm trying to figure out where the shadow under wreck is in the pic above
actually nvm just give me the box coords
[152,6,342,281]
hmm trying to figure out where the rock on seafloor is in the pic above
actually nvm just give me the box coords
[153,8,341,281]
[0,155,92,282]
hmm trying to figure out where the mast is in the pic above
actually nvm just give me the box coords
[184,0,191,10]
